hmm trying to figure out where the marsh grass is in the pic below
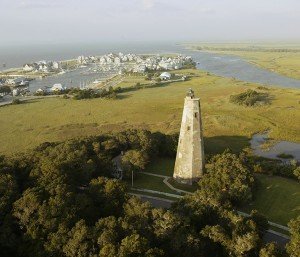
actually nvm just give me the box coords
[0,69,299,154]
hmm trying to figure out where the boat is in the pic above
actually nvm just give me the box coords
[19,80,29,86]
[93,80,101,84]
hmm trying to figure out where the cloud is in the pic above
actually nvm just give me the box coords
[142,0,155,10]
[197,7,215,14]
[17,0,62,9]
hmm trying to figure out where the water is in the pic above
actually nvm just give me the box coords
[182,50,300,89]
[250,133,300,161]
[1,42,300,91]
[29,66,116,91]
[0,42,180,92]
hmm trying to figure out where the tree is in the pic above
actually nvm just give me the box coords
[0,173,21,256]
[0,86,11,94]
[119,234,149,257]
[198,151,254,205]
[87,177,127,218]
[249,210,269,237]
[122,150,149,178]
[293,167,300,181]
[259,243,284,257]
[287,216,300,257]
[12,99,21,105]
[63,220,95,257]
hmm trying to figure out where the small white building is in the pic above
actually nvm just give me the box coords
[12,88,20,96]
[159,72,172,80]
[77,56,85,64]
[51,83,64,92]
[52,61,60,70]
[134,65,147,73]
[36,88,45,94]
[23,64,34,72]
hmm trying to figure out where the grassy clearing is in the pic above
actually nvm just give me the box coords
[117,74,149,88]
[144,158,175,177]
[131,173,178,194]
[128,189,179,201]
[242,174,300,225]
[0,69,299,154]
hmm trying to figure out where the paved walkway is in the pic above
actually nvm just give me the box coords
[140,171,192,195]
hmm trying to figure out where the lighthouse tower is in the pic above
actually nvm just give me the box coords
[173,89,205,185]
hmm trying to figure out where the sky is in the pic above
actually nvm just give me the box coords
[0,0,299,45]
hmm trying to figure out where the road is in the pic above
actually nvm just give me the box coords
[135,194,290,248]
[0,94,59,107]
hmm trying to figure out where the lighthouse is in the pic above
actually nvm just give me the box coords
[173,89,205,185]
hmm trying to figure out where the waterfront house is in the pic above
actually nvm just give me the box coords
[36,88,45,94]
[12,88,20,96]
[52,61,60,70]
[159,72,172,80]
[51,83,64,92]
[38,63,50,73]
[23,64,34,72]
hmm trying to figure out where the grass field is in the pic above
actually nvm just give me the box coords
[0,69,299,154]
[243,174,300,225]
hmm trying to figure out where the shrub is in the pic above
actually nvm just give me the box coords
[276,153,294,159]
[73,89,99,99]
[12,99,21,105]
[257,86,269,91]
[230,89,269,106]
[0,85,11,94]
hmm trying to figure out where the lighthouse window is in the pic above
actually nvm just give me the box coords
[194,113,197,118]
[187,126,190,131]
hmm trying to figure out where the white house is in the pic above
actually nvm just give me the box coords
[23,64,34,72]
[51,83,64,92]
[12,88,20,96]
[52,61,60,70]
[159,61,174,70]
[77,56,85,64]
[133,64,146,73]
[159,72,172,80]
[39,64,50,73]
[36,88,45,94]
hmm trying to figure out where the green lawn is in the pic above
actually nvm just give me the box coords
[243,174,300,225]
[144,158,175,177]
[131,173,179,194]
